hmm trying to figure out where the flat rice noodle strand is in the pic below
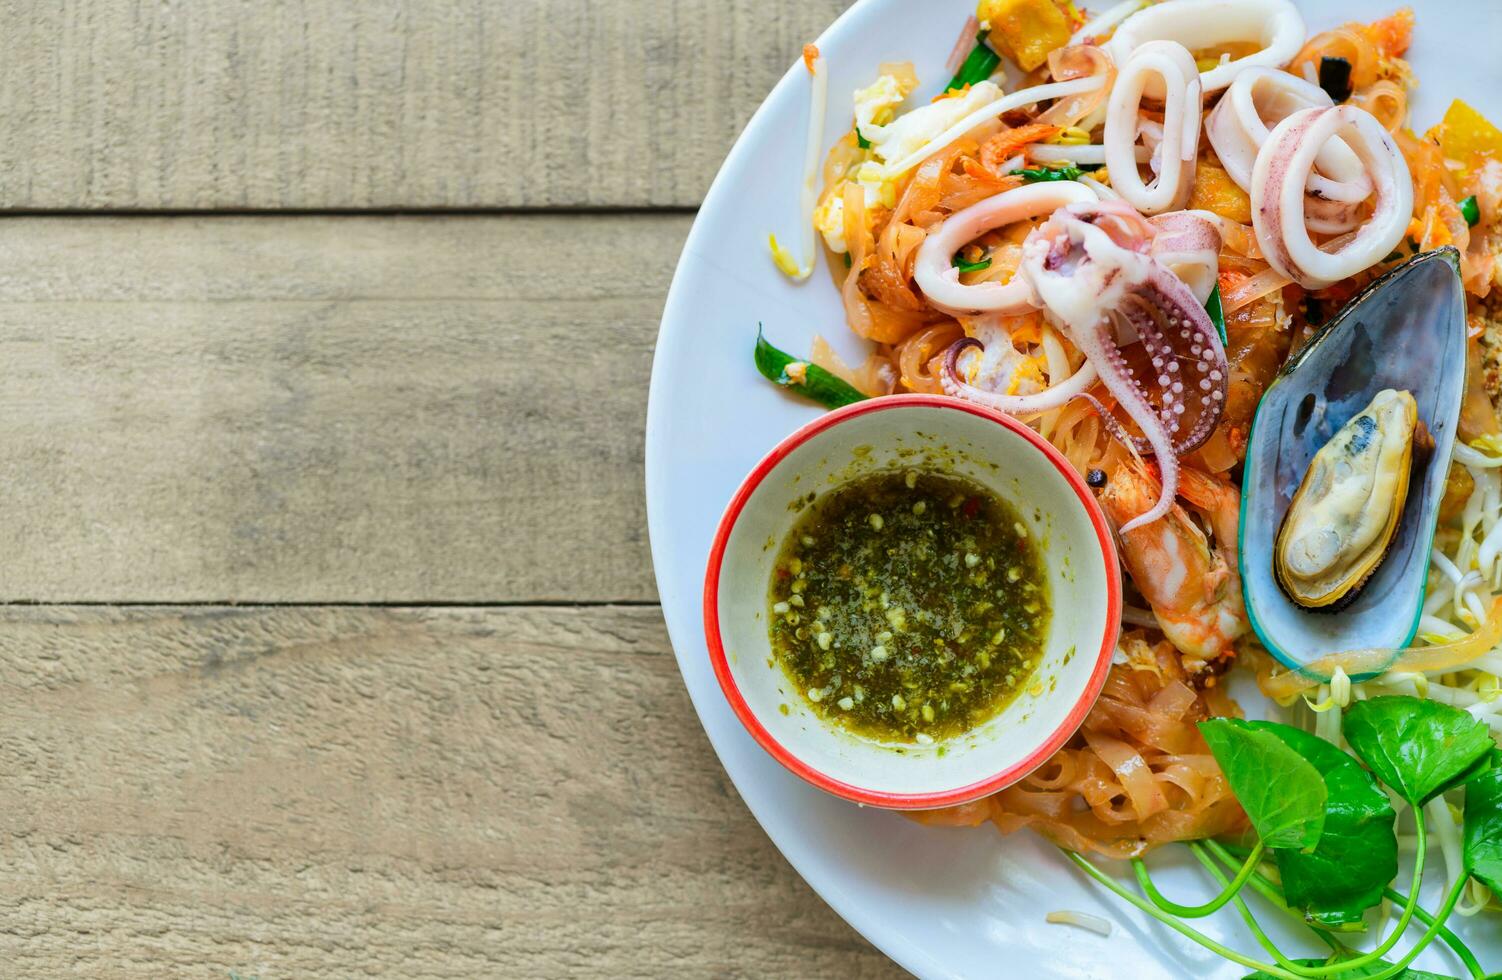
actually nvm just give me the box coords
[911,636,1247,858]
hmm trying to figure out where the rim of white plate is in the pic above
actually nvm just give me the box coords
[644,2,1499,976]
[644,1,951,972]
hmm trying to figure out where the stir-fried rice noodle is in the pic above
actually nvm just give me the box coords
[791,1,1502,859]
[894,322,965,393]
[914,636,1246,857]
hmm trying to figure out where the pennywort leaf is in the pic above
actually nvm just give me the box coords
[1199,719,1327,851]
[1464,749,1502,893]
[1247,723,1397,927]
[1343,696,1494,805]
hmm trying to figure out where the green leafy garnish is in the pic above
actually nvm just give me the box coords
[1459,195,1480,227]
[1206,284,1227,344]
[1199,719,1327,850]
[1243,960,1455,980]
[753,326,867,409]
[1249,723,1396,927]
[1464,749,1502,892]
[1056,696,1502,979]
[953,251,992,274]
[1010,164,1085,183]
[945,34,1000,93]
[1343,697,1494,805]
[857,130,871,150]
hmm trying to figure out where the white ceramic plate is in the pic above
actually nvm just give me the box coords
[645,3,1502,976]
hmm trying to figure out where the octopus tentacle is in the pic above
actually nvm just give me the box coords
[1104,0,1307,94]
[912,182,1098,315]
[1104,41,1201,215]
[1124,282,1226,450]
[1250,105,1413,289]
[1070,310,1184,533]
[1018,201,1228,532]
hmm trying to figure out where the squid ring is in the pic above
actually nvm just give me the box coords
[1148,211,1223,303]
[913,181,1098,315]
[1104,0,1307,94]
[1207,67,1370,232]
[1250,105,1413,290]
[1104,40,1201,216]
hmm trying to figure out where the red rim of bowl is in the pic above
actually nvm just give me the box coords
[702,393,1123,809]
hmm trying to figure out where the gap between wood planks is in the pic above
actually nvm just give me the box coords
[0,599,666,608]
[0,205,702,217]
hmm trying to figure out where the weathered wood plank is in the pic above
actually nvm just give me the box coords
[0,604,899,978]
[0,214,676,603]
[0,0,851,211]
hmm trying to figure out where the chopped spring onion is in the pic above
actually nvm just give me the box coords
[1205,284,1226,344]
[1461,194,1481,227]
[945,34,1000,93]
[953,250,992,274]
[754,326,867,409]
[1317,56,1353,104]
[1045,910,1113,936]
[1011,164,1085,183]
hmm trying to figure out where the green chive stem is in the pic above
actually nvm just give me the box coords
[1132,841,1265,918]
[1063,850,1306,980]
[1382,884,1484,979]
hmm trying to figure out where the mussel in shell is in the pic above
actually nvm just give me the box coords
[1239,248,1467,675]
[1274,389,1429,610]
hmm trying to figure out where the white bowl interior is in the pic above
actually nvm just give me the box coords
[715,402,1114,802]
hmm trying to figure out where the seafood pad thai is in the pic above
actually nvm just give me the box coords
[748,0,1502,973]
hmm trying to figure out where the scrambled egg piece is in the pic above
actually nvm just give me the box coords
[815,73,1004,254]
[853,74,915,144]
[814,194,848,254]
[816,163,903,254]
[862,80,1004,168]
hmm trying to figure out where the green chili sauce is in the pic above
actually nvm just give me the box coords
[767,468,1051,744]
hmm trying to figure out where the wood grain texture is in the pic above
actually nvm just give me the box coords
[0,0,852,210]
[0,213,675,603]
[0,603,901,979]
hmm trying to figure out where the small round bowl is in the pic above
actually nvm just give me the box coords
[703,394,1121,809]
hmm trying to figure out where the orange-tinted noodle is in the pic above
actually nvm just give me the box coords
[913,637,1247,858]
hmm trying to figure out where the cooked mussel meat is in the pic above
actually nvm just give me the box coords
[1274,388,1429,610]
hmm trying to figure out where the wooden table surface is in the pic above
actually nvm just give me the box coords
[0,1,912,976]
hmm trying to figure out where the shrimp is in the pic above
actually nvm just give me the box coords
[1101,459,1248,667]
